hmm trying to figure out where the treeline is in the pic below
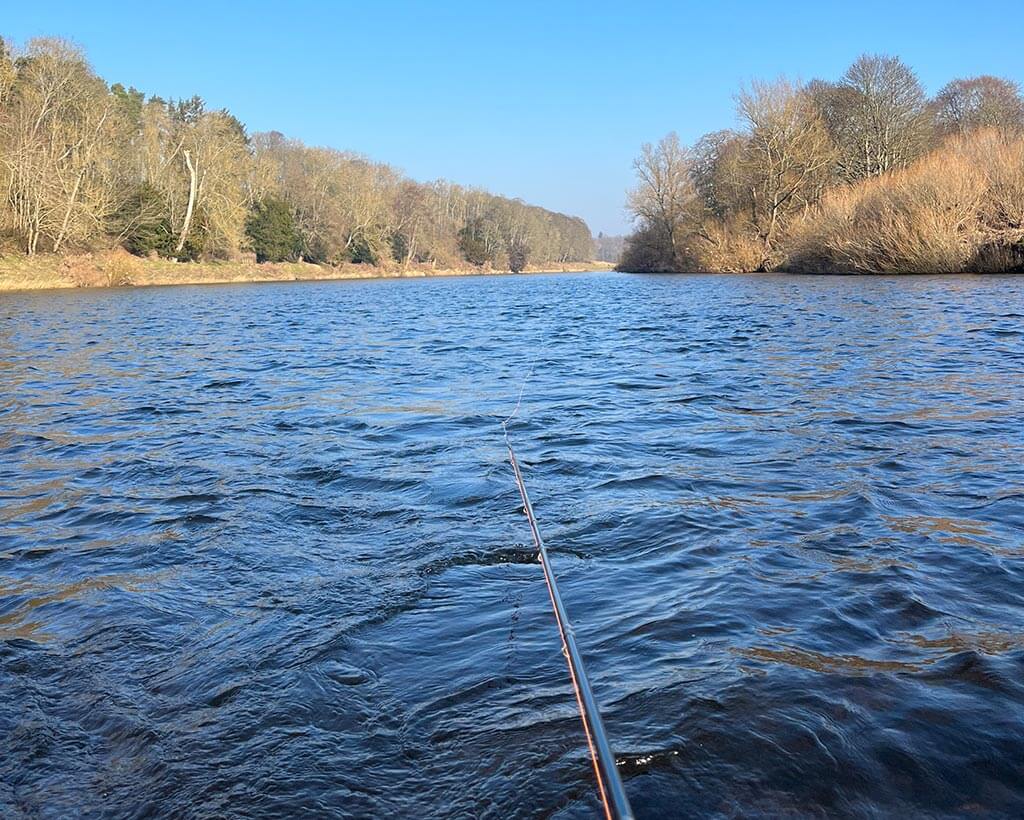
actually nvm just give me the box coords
[594,232,625,263]
[620,55,1024,273]
[0,37,594,270]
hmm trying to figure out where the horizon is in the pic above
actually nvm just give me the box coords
[4,0,1024,236]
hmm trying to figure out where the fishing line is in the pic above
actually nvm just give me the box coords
[500,359,535,447]
[501,368,635,820]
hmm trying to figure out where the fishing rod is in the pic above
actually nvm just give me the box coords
[506,439,635,820]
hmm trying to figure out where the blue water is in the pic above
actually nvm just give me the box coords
[1,272,1023,818]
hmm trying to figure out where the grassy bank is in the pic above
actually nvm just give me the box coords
[619,129,1024,275]
[0,252,612,293]
[784,130,1024,273]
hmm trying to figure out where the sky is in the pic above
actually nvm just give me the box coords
[4,1,1024,235]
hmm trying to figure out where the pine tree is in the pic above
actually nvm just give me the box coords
[245,197,302,263]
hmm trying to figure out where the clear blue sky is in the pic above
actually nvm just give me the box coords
[4,1,1023,234]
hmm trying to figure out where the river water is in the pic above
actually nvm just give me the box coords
[1,272,1022,818]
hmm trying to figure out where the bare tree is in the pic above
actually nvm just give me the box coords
[733,79,837,268]
[836,54,932,179]
[690,129,745,217]
[0,38,14,106]
[0,39,126,254]
[136,99,249,259]
[0,36,596,268]
[932,76,1024,135]
[626,132,699,269]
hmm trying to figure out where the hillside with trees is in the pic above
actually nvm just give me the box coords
[619,55,1024,273]
[0,37,595,281]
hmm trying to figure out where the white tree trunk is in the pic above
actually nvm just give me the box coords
[175,149,197,256]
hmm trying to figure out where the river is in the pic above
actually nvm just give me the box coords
[1,272,1022,817]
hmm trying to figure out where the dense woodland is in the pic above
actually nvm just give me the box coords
[0,37,594,271]
[621,55,1024,273]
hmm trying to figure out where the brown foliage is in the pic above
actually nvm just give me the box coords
[692,217,765,273]
[62,248,142,287]
[0,37,595,270]
[622,54,1024,275]
[782,130,1024,273]
[932,76,1024,137]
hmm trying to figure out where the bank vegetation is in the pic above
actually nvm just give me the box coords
[0,36,595,286]
[619,56,1024,273]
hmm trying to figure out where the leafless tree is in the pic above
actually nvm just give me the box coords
[932,76,1024,135]
[626,132,699,269]
[836,54,932,179]
[690,129,745,217]
[0,39,124,254]
[733,79,837,267]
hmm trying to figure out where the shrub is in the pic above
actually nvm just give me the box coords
[692,217,765,272]
[782,130,1024,273]
[389,231,409,264]
[115,185,176,258]
[458,219,495,266]
[616,221,705,272]
[245,197,302,263]
[508,241,529,273]
[347,234,384,265]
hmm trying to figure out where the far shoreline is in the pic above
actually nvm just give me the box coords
[0,252,614,294]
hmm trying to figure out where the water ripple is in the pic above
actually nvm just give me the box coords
[1,272,1023,817]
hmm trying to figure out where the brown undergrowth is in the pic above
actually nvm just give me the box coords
[0,251,612,292]
[783,130,1024,273]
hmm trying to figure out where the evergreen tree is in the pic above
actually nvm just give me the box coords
[245,197,302,263]
[508,240,529,273]
[116,184,176,257]
[458,218,494,266]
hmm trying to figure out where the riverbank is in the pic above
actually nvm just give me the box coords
[0,251,613,292]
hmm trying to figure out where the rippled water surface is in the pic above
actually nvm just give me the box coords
[2,272,1023,818]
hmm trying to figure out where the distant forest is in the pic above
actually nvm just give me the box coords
[594,233,625,263]
[621,55,1024,273]
[0,37,594,271]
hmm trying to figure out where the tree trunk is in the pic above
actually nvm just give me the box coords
[53,169,85,253]
[175,149,197,256]
[404,222,418,267]
[27,197,41,255]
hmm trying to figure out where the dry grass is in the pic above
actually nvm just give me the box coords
[693,217,767,272]
[783,130,1024,273]
[65,249,144,287]
[0,251,610,292]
